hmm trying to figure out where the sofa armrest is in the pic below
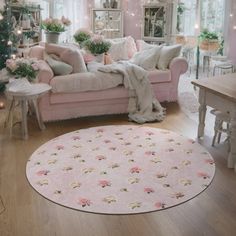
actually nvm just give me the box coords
[169,57,188,75]
[37,60,54,84]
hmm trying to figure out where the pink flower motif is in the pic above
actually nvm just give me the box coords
[31,63,39,71]
[188,139,195,144]
[205,159,215,165]
[146,131,154,136]
[56,145,64,150]
[197,171,210,179]
[155,202,166,209]
[72,136,80,141]
[97,128,104,133]
[130,166,141,174]
[96,155,106,161]
[78,198,92,207]
[166,148,174,152]
[98,180,111,188]
[144,187,155,194]
[145,151,156,156]
[36,170,50,176]
[104,140,111,144]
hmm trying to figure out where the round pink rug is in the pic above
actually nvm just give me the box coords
[26,125,215,214]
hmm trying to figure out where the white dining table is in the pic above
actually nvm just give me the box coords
[192,73,236,171]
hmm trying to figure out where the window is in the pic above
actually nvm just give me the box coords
[178,0,225,36]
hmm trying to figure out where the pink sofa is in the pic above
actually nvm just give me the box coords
[29,44,188,122]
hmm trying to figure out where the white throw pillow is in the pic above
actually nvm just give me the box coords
[158,45,182,70]
[108,40,129,61]
[130,46,163,71]
[136,40,158,51]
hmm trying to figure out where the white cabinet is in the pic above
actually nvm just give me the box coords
[142,3,173,44]
[91,9,123,39]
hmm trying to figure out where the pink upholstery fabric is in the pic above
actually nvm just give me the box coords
[148,70,171,83]
[37,60,54,83]
[60,49,87,73]
[45,43,68,56]
[28,46,44,60]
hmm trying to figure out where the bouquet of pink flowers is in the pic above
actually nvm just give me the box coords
[41,16,71,33]
[6,58,39,81]
[84,35,111,55]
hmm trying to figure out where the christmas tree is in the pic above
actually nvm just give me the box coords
[0,0,16,70]
[0,0,18,92]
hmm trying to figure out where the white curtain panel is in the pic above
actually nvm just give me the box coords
[53,0,90,41]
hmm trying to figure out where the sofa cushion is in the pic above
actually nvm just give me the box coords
[50,71,123,94]
[29,46,45,60]
[136,40,158,51]
[108,36,137,59]
[158,45,182,70]
[45,43,68,56]
[130,46,162,71]
[108,40,129,61]
[60,48,87,73]
[45,53,73,76]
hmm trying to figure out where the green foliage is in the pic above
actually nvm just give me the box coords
[199,29,219,41]
[7,62,38,81]
[217,39,224,56]
[74,32,91,47]
[84,39,111,55]
[41,22,65,33]
[0,3,17,70]
[0,82,6,93]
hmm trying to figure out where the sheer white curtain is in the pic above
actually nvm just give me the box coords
[53,0,90,41]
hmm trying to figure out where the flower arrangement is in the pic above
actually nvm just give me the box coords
[41,16,71,33]
[6,58,39,81]
[73,28,92,47]
[84,35,111,55]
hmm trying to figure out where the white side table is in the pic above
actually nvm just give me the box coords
[5,83,51,140]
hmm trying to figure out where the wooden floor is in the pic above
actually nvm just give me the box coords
[1,102,236,236]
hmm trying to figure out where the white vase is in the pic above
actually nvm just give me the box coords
[95,53,104,63]
[45,32,60,44]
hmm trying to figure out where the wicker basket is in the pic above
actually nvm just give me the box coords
[199,40,219,51]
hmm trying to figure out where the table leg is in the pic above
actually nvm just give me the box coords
[32,98,45,130]
[229,109,236,170]
[21,99,28,140]
[4,99,14,128]
[198,89,207,138]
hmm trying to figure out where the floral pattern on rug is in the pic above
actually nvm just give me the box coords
[26,125,215,214]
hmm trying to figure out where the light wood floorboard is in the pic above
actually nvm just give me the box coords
[1,102,236,236]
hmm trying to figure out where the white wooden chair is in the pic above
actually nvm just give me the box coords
[210,109,231,151]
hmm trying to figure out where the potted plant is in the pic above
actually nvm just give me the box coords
[73,28,92,47]
[41,16,71,44]
[84,35,111,63]
[199,29,219,51]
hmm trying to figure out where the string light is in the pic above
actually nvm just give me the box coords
[0,13,3,20]
[7,40,12,45]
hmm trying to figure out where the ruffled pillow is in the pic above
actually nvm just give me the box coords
[108,40,129,61]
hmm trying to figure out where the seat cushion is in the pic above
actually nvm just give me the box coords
[50,71,123,94]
